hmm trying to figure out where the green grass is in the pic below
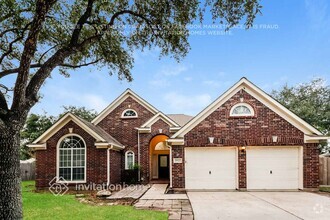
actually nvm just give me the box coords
[22,181,167,220]
[319,185,330,193]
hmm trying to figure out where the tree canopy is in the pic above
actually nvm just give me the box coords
[272,78,330,152]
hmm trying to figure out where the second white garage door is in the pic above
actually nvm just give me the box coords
[185,147,237,190]
[247,146,301,190]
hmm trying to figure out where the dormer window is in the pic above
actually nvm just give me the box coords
[121,109,138,118]
[230,103,254,117]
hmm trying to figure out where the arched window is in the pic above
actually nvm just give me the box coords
[121,109,138,118]
[230,103,255,117]
[125,151,135,170]
[58,135,86,182]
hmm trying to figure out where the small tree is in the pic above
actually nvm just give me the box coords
[20,106,97,160]
[0,0,261,218]
[59,105,98,122]
[20,113,55,160]
[272,78,330,152]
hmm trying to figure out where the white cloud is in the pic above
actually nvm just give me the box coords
[163,92,212,115]
[203,80,221,87]
[148,63,190,88]
[83,94,108,112]
[202,80,232,88]
[148,79,169,87]
[217,71,226,77]
[48,86,108,113]
[261,76,289,91]
[184,77,193,82]
[160,64,188,76]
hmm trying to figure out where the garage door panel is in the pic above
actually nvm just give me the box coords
[247,147,300,190]
[185,147,237,190]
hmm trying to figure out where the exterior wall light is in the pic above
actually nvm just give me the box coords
[272,136,278,142]
[208,137,215,144]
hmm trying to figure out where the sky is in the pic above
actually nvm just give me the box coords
[2,0,330,116]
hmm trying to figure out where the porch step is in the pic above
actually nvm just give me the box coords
[107,185,150,200]
[141,184,188,200]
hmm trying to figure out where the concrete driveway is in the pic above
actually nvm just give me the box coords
[188,192,330,220]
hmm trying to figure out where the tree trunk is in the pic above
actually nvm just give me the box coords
[0,129,23,219]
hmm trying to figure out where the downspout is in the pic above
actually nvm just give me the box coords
[169,145,173,188]
[135,128,141,182]
[166,140,173,188]
[107,147,111,186]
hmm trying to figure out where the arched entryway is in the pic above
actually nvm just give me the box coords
[149,135,170,181]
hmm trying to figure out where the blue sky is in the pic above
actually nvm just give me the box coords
[3,0,330,116]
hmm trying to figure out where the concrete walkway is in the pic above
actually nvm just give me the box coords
[188,191,330,220]
[141,184,188,200]
[135,184,193,220]
[107,185,150,199]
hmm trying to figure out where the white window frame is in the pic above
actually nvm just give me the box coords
[230,103,255,117]
[121,109,138,118]
[56,134,87,183]
[125,150,135,170]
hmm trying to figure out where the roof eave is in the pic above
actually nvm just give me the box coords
[304,134,330,143]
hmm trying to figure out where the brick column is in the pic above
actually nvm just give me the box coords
[238,147,247,189]
[172,146,185,188]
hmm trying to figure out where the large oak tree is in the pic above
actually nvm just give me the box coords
[0,0,261,218]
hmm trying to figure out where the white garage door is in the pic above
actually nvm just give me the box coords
[247,146,300,190]
[185,147,237,190]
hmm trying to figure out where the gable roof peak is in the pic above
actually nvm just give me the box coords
[140,111,180,128]
[91,88,159,125]
[172,78,323,138]
[29,112,124,149]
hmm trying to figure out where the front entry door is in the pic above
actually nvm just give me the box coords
[158,155,169,179]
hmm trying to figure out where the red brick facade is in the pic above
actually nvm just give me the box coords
[171,89,319,189]
[35,121,109,188]
[34,88,320,190]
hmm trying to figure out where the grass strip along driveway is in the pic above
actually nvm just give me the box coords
[22,181,167,220]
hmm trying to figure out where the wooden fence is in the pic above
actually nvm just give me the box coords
[20,159,36,181]
[319,156,330,185]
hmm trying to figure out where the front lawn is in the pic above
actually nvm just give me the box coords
[22,181,167,220]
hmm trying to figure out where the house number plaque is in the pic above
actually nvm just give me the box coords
[173,158,183,163]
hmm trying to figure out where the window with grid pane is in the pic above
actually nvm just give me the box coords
[125,151,134,170]
[59,135,85,181]
[121,109,138,118]
[229,103,255,117]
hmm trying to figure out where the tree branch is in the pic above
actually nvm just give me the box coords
[60,59,102,69]
[0,37,24,64]
[11,0,57,111]
[24,8,154,108]
[0,90,9,116]
[69,0,95,46]
[0,8,32,23]
[0,28,19,38]
[0,64,42,78]
[0,21,32,65]
[0,84,13,94]
[38,45,58,64]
